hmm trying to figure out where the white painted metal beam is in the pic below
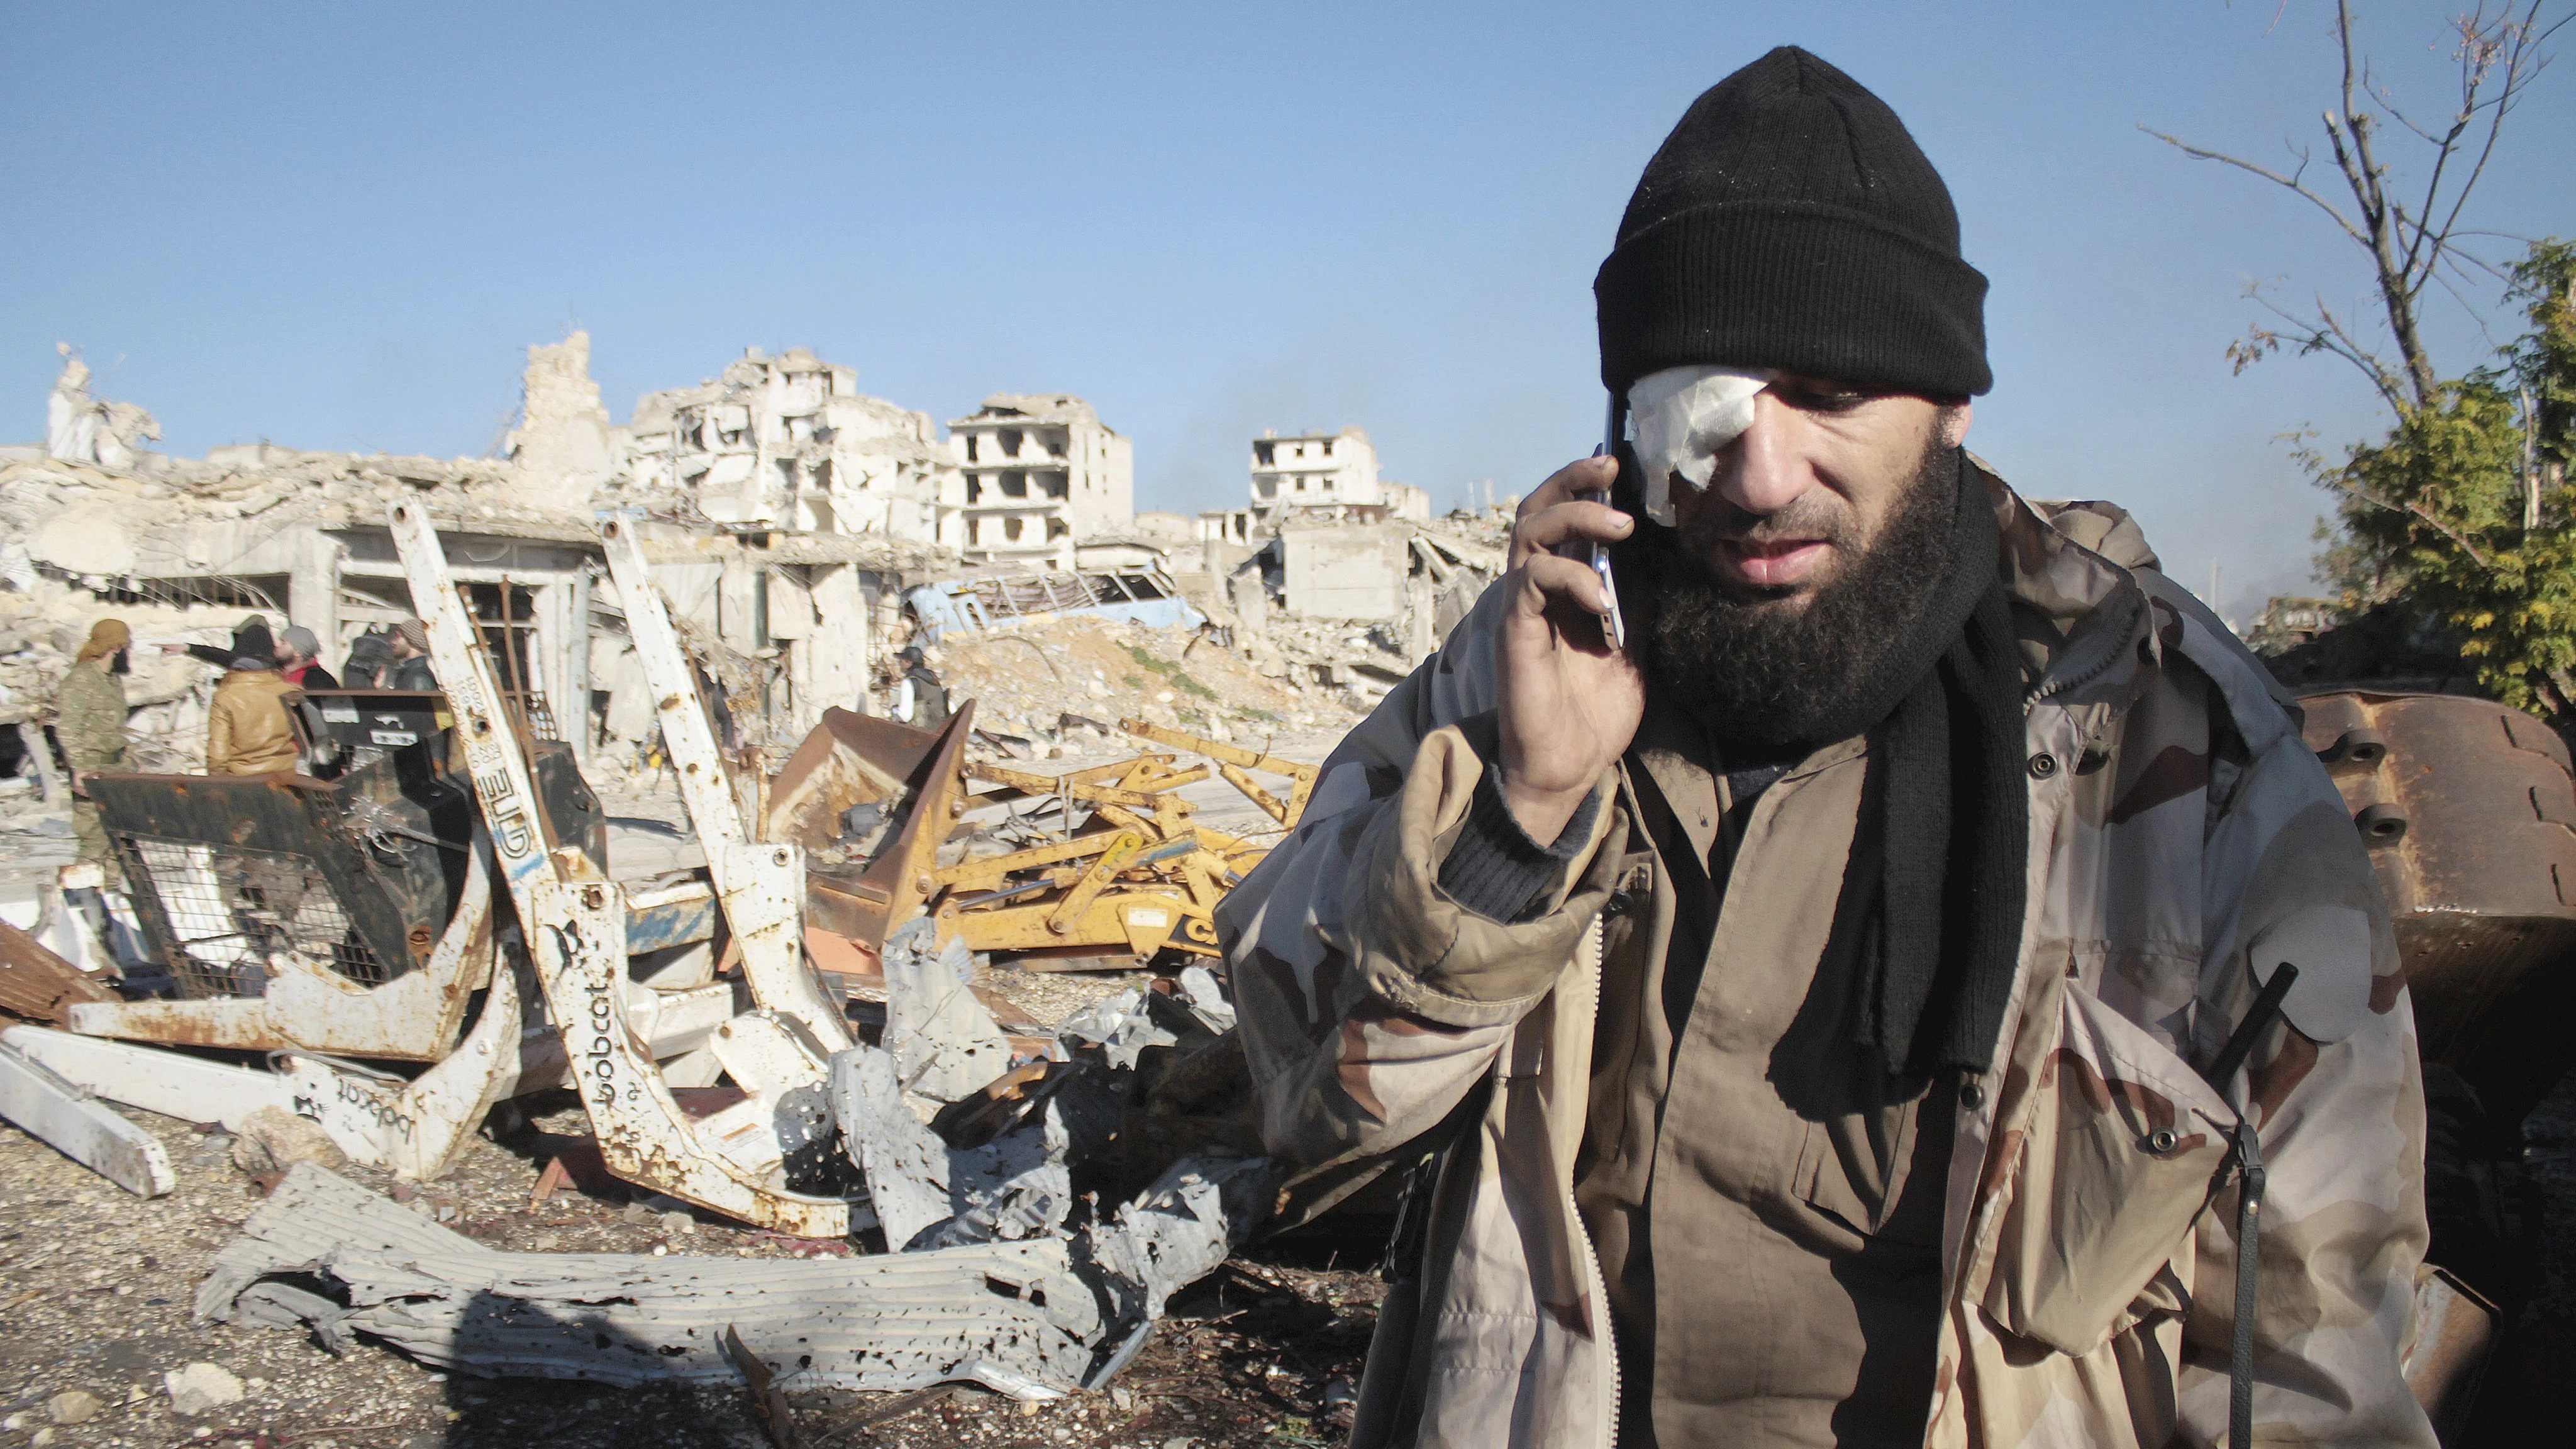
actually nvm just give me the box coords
[597,516,853,1055]
[0,1038,177,1197]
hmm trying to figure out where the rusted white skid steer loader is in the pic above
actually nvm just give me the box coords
[391,502,865,1236]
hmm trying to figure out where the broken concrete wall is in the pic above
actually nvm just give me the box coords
[505,331,616,507]
[1279,521,1407,621]
[45,345,158,470]
[622,348,960,546]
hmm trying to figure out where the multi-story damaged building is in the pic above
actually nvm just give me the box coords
[947,394,1133,570]
[1250,427,1379,515]
[1197,426,1431,547]
[619,347,963,545]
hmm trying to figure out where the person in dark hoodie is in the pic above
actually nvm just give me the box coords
[175,614,272,672]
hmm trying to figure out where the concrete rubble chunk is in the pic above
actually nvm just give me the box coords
[162,1363,243,1416]
[44,1391,101,1426]
[0,1036,176,1197]
[230,1104,348,1175]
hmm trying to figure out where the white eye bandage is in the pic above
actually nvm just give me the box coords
[1626,364,1774,526]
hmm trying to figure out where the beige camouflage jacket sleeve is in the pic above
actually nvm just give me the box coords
[1218,624,1621,1198]
[1221,475,2433,1449]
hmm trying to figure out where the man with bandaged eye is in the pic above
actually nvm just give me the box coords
[1219,46,2433,1449]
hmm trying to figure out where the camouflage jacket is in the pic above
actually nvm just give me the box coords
[53,660,128,772]
[1218,467,2434,1449]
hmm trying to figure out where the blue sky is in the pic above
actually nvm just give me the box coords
[5,2,2567,620]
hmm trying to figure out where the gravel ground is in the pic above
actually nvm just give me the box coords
[8,1066,2572,1449]
[0,1096,1385,1449]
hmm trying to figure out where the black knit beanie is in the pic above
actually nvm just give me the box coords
[1596,47,1990,400]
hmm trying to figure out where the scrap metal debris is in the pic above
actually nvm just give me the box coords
[0,916,118,1024]
[878,917,1013,1101]
[0,499,1305,1411]
[830,1044,1069,1252]
[197,1153,1275,1400]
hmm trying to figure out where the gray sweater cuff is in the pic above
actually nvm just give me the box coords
[1438,764,1603,923]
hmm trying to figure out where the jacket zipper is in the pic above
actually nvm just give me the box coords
[1567,911,1620,1448]
[2024,586,2145,706]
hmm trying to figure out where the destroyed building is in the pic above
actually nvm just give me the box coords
[2,335,1509,799]
[620,345,964,543]
[0,341,946,784]
[1198,426,1430,548]
[948,394,1134,570]
[1162,425,1503,692]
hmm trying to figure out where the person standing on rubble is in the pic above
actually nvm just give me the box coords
[274,626,339,690]
[1219,48,2432,1449]
[172,613,272,672]
[55,618,131,875]
[204,619,304,775]
[886,645,949,730]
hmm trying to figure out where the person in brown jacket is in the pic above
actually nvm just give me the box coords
[205,619,304,775]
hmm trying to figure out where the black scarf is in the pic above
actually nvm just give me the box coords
[1714,455,2029,1081]
[1855,458,2027,1080]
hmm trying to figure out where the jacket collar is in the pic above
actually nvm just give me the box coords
[1978,460,2160,703]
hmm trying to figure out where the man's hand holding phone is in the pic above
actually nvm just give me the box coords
[1497,453,1645,843]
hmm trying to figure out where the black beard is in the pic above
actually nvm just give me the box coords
[1617,440,1962,757]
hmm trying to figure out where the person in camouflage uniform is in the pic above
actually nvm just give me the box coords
[57,617,131,874]
[1219,49,2432,1449]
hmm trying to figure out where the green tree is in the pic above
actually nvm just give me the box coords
[2150,3,2570,713]
[2304,242,2575,713]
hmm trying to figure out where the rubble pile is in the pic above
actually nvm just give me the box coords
[0,583,235,777]
[0,449,564,589]
[935,614,1356,745]
[0,339,1540,1430]
[0,506,1319,1428]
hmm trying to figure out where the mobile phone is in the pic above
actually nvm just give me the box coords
[1557,395,1627,648]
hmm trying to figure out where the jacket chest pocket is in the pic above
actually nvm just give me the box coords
[1980,979,2235,1357]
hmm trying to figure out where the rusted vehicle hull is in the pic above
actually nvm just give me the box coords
[779,705,976,955]
[2299,691,2576,1133]
[78,758,489,1061]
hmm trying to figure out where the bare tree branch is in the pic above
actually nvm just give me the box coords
[2154,0,2557,425]
[2138,128,2370,247]
[2411,5,2534,296]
